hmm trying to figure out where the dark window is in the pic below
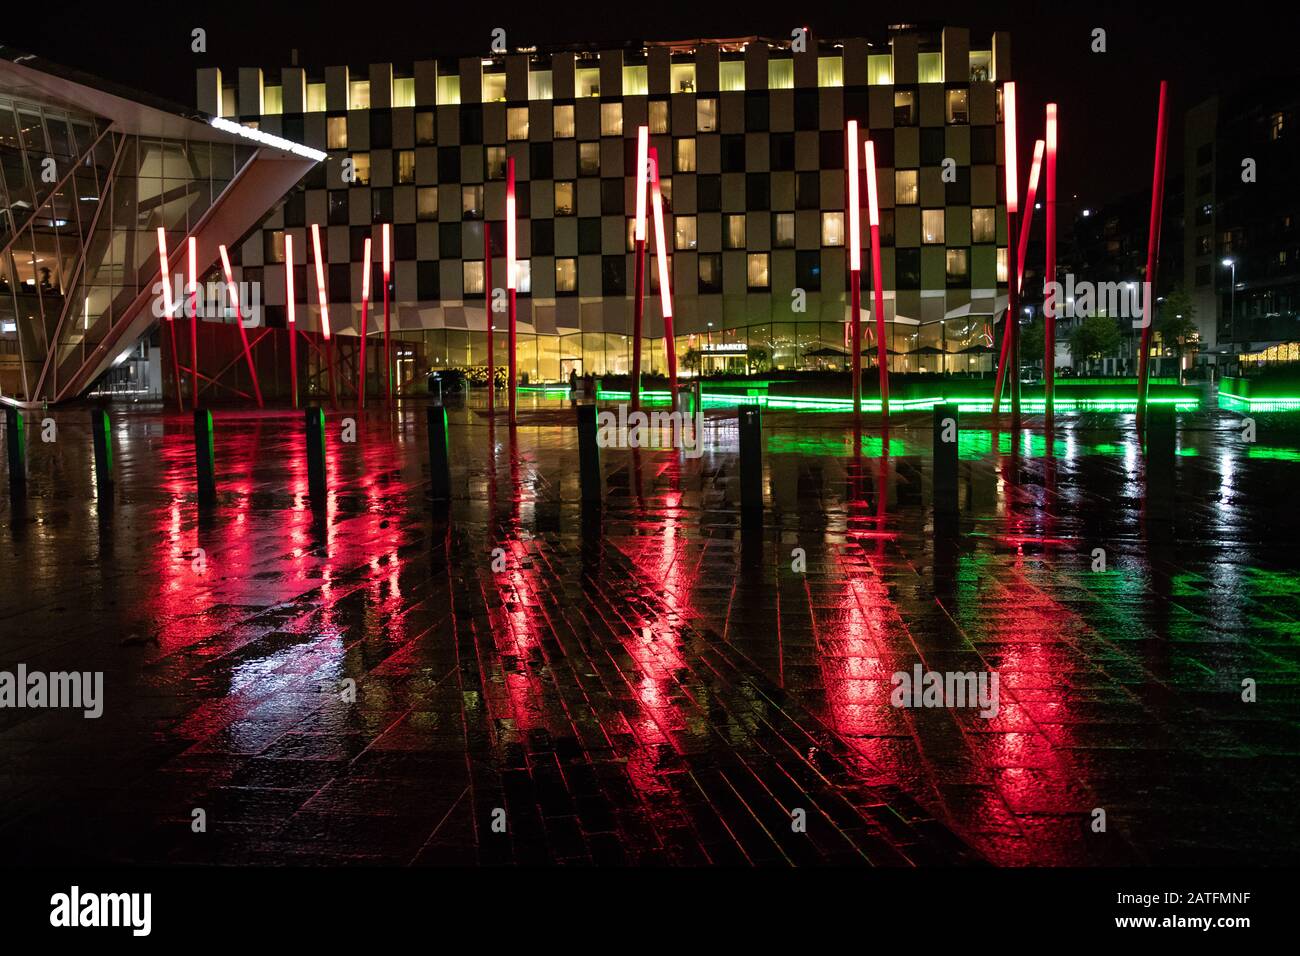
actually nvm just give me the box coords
[744,92,769,132]
[794,90,819,131]
[769,133,795,171]
[721,134,745,173]
[369,110,393,150]
[349,226,369,261]
[415,111,435,145]
[531,219,554,256]
[697,175,721,212]
[264,305,288,329]
[282,115,305,141]
[746,173,771,211]
[304,162,327,190]
[439,222,461,259]
[601,178,623,215]
[578,217,602,254]
[819,129,845,170]
[698,253,722,292]
[438,147,460,183]
[1196,142,1212,166]
[283,190,306,227]
[372,188,393,224]
[945,173,970,205]
[601,255,626,295]
[1195,264,1210,286]
[795,171,819,210]
[879,209,895,246]
[459,106,483,145]
[395,224,416,259]
[328,263,350,303]
[921,128,946,166]
[843,87,868,125]
[530,143,553,180]
[418,261,439,300]
[1196,172,1212,196]
[871,129,894,169]
[895,247,921,289]
[795,250,821,291]
[328,190,349,225]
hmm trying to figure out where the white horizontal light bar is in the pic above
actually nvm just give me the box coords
[209,117,327,162]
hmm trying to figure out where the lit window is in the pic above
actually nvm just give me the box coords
[773,213,795,248]
[600,102,623,137]
[528,70,553,100]
[349,80,371,110]
[697,98,717,133]
[675,138,696,173]
[554,105,575,138]
[350,153,371,185]
[896,169,918,205]
[393,78,415,108]
[482,73,506,103]
[416,112,435,144]
[946,248,968,281]
[554,181,575,215]
[622,65,648,96]
[946,90,969,124]
[996,247,1008,283]
[1270,112,1285,141]
[969,51,993,82]
[485,147,506,180]
[418,187,439,221]
[649,101,669,134]
[462,185,484,220]
[579,142,600,176]
[516,260,531,294]
[307,83,327,113]
[719,61,745,92]
[817,57,843,88]
[724,214,746,249]
[821,211,845,246]
[507,108,529,140]
[922,209,945,244]
[576,66,600,97]
[747,253,770,289]
[867,55,893,86]
[555,258,577,292]
[463,260,485,295]
[971,207,995,243]
[674,215,697,250]
[264,230,286,263]
[918,53,943,84]
[397,150,416,184]
[437,72,461,105]
[768,59,794,90]
[626,218,637,252]
[327,116,348,150]
[263,86,283,115]
[670,63,696,93]
[895,91,916,126]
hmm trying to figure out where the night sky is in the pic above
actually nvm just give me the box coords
[9,0,1286,205]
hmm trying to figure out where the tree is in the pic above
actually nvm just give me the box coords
[1068,315,1123,373]
[1019,318,1046,369]
[1156,286,1199,382]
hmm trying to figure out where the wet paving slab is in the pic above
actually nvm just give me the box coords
[0,395,1297,866]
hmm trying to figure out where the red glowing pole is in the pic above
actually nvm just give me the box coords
[864,139,889,419]
[648,148,677,401]
[285,233,298,409]
[1137,82,1169,431]
[1017,140,1044,296]
[506,157,518,426]
[992,82,1021,425]
[631,126,649,412]
[187,237,199,406]
[156,227,184,412]
[1045,106,1059,426]
[846,120,862,417]
[381,223,392,405]
[485,220,494,416]
[218,244,263,407]
[359,235,372,407]
[310,223,337,408]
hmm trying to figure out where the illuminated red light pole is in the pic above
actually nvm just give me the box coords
[381,223,392,405]
[864,138,890,419]
[484,221,494,417]
[846,120,863,416]
[1136,82,1169,430]
[648,148,677,401]
[218,243,263,407]
[285,233,298,408]
[631,126,649,412]
[155,227,184,412]
[992,82,1021,427]
[359,235,372,407]
[187,236,199,406]
[1017,139,1045,296]
[1045,105,1059,426]
[506,157,518,426]
[310,223,337,407]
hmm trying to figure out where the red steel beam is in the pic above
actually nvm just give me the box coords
[1136,82,1169,430]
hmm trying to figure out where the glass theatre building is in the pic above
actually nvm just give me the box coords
[200,26,1012,388]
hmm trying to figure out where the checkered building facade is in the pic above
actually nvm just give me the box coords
[199,26,1011,381]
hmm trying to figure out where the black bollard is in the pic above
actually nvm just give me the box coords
[194,407,216,508]
[576,403,603,505]
[932,402,959,517]
[91,408,113,496]
[1145,405,1176,522]
[738,403,763,517]
[5,408,25,494]
[427,403,452,502]
[305,407,326,508]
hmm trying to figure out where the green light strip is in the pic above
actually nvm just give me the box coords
[1219,392,1300,412]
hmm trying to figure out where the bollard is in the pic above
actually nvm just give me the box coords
[738,403,763,516]
[932,402,959,517]
[305,406,326,508]
[427,403,452,502]
[5,408,26,494]
[1145,405,1175,521]
[194,407,216,508]
[91,408,113,496]
[576,403,603,505]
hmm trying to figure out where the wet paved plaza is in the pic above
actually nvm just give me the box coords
[1,392,1298,866]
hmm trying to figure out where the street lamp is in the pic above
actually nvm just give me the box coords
[1221,257,1236,355]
